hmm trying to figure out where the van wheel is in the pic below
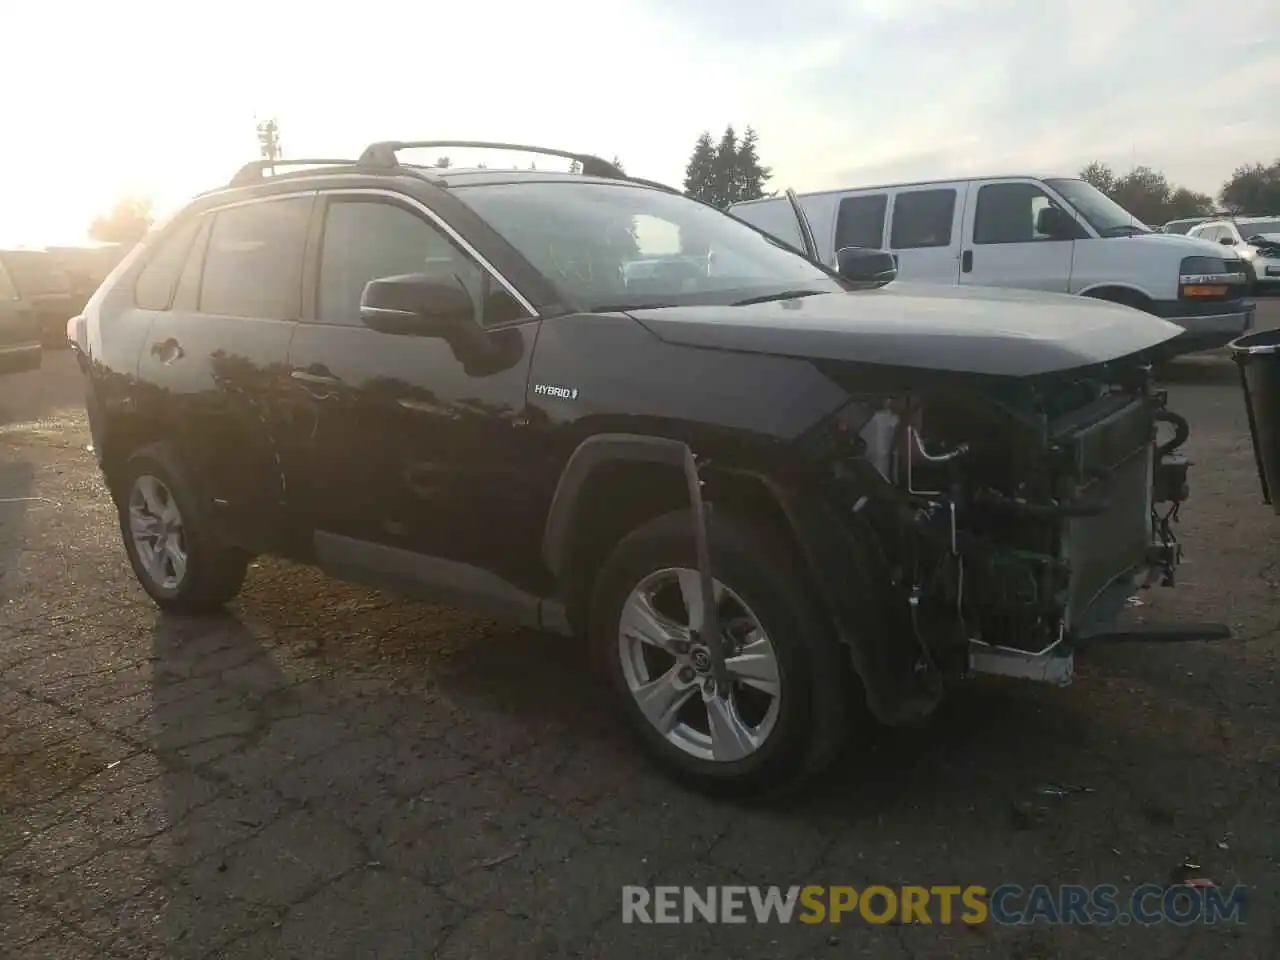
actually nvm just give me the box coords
[117,443,249,614]
[589,508,849,797]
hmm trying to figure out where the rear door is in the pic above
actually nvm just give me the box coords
[959,179,1077,293]
[135,193,310,553]
[884,183,966,284]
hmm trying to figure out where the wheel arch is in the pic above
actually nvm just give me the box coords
[542,432,910,722]
[1078,283,1157,311]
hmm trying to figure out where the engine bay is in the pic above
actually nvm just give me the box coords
[805,359,1192,683]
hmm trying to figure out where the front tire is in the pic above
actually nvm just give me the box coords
[589,508,850,797]
[117,443,250,614]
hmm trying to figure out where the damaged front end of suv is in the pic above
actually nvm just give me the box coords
[781,340,1220,726]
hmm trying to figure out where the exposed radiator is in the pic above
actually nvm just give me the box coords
[1060,444,1153,631]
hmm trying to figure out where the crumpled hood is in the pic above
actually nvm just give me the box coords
[628,282,1184,377]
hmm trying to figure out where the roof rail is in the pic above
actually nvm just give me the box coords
[357,140,627,179]
[229,158,361,187]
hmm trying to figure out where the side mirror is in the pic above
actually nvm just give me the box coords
[359,273,475,337]
[1035,205,1079,240]
[1219,237,1235,246]
[835,247,897,287]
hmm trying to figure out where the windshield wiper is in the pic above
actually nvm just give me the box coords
[1100,224,1149,237]
[730,289,827,307]
[590,302,680,313]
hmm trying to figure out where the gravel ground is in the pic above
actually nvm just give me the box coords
[1,306,1278,959]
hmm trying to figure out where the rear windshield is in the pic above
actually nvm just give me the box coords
[1239,219,1280,240]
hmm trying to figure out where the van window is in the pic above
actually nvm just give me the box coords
[973,182,1067,244]
[889,190,955,249]
[834,194,887,250]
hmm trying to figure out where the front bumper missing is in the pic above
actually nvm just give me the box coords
[966,400,1231,685]
[966,540,1230,686]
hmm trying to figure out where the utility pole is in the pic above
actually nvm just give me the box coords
[255,117,282,165]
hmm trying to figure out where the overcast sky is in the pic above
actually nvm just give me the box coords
[2,0,1275,244]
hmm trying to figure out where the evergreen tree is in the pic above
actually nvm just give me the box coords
[733,127,771,202]
[568,159,582,174]
[683,132,717,204]
[710,125,739,208]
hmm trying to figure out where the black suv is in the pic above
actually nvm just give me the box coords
[70,140,1223,795]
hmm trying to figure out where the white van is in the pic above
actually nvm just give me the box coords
[728,175,1255,354]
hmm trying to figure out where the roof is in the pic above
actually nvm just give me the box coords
[404,166,634,189]
[729,172,1070,206]
[214,140,677,197]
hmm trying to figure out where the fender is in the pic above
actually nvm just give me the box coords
[542,433,938,727]
[542,432,691,579]
[715,466,942,728]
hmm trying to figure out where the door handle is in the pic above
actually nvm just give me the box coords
[961,250,973,273]
[290,368,341,399]
[151,338,184,364]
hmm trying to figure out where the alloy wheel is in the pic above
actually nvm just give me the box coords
[617,567,782,762]
[128,474,188,590]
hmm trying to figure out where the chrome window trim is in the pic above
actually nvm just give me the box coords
[315,187,540,318]
[1179,273,1246,285]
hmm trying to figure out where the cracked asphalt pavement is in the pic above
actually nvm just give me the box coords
[2,314,1278,959]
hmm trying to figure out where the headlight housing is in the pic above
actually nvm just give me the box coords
[1178,256,1246,299]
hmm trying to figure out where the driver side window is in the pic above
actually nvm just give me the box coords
[316,197,526,327]
[973,182,1070,244]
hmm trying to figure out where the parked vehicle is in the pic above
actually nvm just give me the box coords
[1187,217,1280,292]
[46,241,132,303]
[0,255,41,375]
[728,176,1255,355]
[0,247,79,348]
[1160,216,1215,235]
[69,141,1226,794]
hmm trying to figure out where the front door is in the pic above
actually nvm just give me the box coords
[959,179,1077,293]
[284,191,548,593]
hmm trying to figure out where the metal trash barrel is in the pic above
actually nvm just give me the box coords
[1228,328,1280,514]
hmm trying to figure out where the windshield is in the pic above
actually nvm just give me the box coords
[1045,178,1152,237]
[453,181,843,310]
[1239,219,1280,240]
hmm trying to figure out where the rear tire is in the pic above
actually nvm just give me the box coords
[589,508,850,797]
[117,443,250,614]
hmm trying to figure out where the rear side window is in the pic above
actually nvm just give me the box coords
[890,189,956,249]
[834,194,887,250]
[198,197,311,319]
[172,218,212,311]
[133,218,202,310]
